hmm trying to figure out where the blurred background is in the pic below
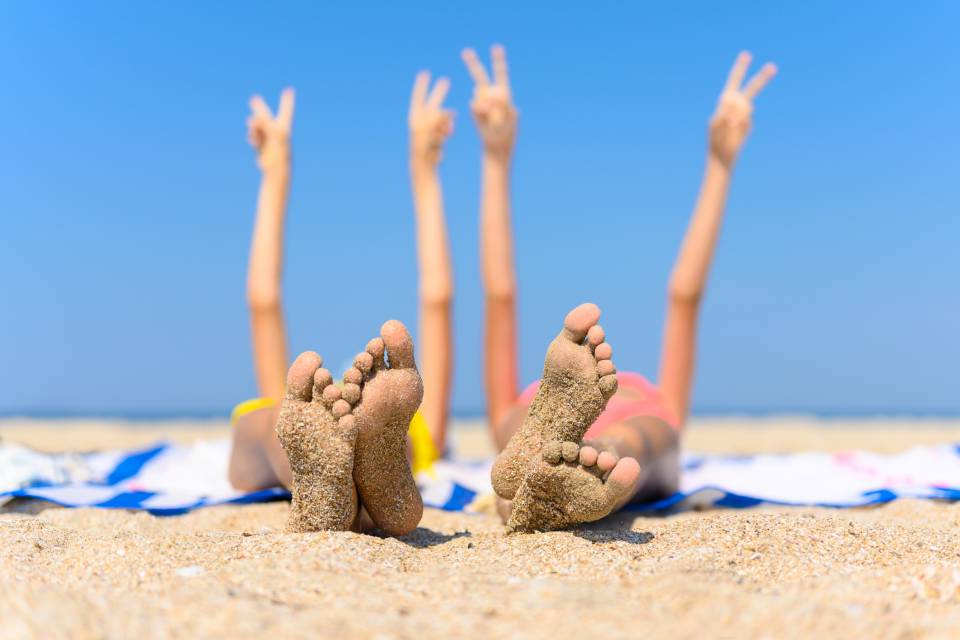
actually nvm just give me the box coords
[0,1,957,418]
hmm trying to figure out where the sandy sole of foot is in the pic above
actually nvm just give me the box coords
[3,417,960,639]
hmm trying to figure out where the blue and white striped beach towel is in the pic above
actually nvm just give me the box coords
[3,439,960,515]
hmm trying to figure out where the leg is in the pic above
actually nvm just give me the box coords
[409,71,455,454]
[658,52,776,424]
[227,406,288,491]
[461,46,521,441]
[228,89,295,491]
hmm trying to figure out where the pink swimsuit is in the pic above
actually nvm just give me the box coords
[516,371,680,439]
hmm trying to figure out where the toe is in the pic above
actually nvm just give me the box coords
[381,319,416,369]
[594,343,612,360]
[542,441,563,465]
[597,360,616,377]
[321,384,342,408]
[562,303,601,343]
[343,367,363,385]
[603,457,641,500]
[366,337,386,370]
[331,398,352,418]
[311,367,334,401]
[599,374,618,400]
[597,451,619,473]
[354,352,374,375]
[286,351,322,401]
[337,414,357,436]
[561,441,579,463]
[578,445,599,467]
[341,382,361,404]
[587,325,605,349]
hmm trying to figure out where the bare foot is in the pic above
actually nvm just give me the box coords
[507,441,641,531]
[491,302,619,500]
[346,320,425,536]
[276,351,360,532]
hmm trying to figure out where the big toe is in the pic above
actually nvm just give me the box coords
[381,319,416,369]
[562,303,601,343]
[604,457,641,505]
[286,351,322,401]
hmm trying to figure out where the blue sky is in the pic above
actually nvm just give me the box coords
[1,2,957,416]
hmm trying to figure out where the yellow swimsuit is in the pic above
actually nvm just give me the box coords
[231,398,439,474]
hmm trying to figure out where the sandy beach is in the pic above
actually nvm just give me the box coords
[3,416,960,639]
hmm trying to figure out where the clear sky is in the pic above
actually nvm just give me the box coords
[1,2,957,417]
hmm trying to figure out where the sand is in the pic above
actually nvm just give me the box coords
[3,416,960,639]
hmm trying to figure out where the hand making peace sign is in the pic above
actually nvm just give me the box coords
[709,52,777,167]
[409,71,454,168]
[461,44,518,159]
[247,88,295,172]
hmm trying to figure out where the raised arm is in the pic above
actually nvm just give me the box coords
[246,88,295,401]
[462,45,520,436]
[408,71,455,452]
[658,52,776,425]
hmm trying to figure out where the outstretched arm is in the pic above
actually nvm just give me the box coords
[658,52,777,425]
[246,88,296,401]
[463,45,520,437]
[409,71,455,452]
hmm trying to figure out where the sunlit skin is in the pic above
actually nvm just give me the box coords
[226,50,777,521]
[227,89,296,492]
[228,88,426,534]
[461,45,520,437]
[246,88,295,403]
[477,49,777,511]
[659,52,777,426]
[408,71,456,453]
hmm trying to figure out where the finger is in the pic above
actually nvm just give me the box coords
[426,77,450,109]
[410,71,430,114]
[491,44,510,90]
[438,111,455,137]
[249,94,273,120]
[461,47,490,86]
[742,62,778,101]
[248,125,264,147]
[277,87,295,129]
[723,51,752,94]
